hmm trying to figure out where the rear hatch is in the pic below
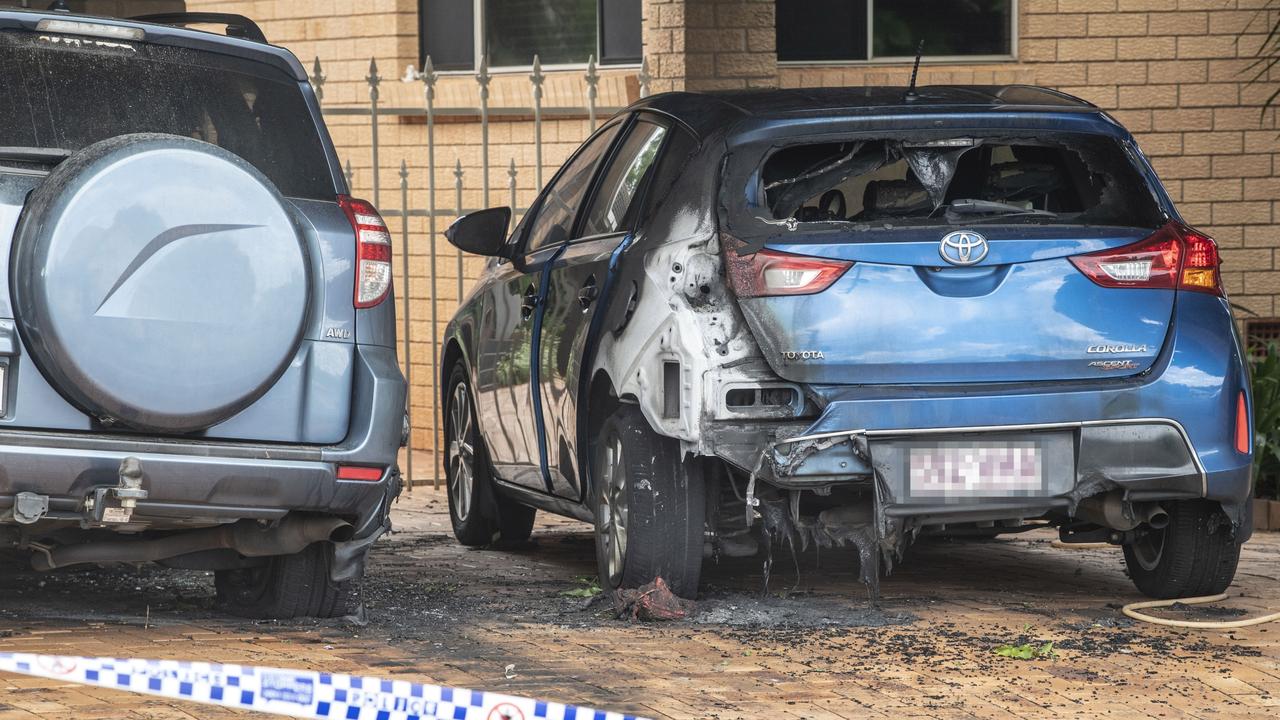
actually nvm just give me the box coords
[720,129,1195,386]
[0,22,359,443]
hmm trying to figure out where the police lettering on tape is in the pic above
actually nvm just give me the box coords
[0,653,648,720]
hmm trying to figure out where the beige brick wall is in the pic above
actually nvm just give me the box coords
[185,0,1280,468]
[644,0,776,91]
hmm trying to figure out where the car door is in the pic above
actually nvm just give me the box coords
[474,120,623,492]
[536,115,671,499]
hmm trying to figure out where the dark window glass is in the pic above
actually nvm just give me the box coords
[484,0,597,66]
[420,0,476,70]
[776,0,867,62]
[873,0,1012,57]
[524,122,621,252]
[580,120,666,237]
[761,136,1163,229]
[600,0,642,64]
[0,31,333,199]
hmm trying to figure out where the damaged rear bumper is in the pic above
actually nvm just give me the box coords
[744,414,1250,535]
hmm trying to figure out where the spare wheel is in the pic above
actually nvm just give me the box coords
[11,133,311,433]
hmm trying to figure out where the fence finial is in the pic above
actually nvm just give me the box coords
[585,55,599,130]
[367,57,381,102]
[638,57,651,99]
[530,55,545,98]
[310,56,326,103]
[400,159,409,186]
[422,55,438,100]
[344,159,354,188]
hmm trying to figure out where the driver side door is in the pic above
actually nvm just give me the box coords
[474,121,623,492]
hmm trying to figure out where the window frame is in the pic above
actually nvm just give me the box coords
[420,0,643,74]
[777,0,1019,68]
[511,116,629,258]
[574,113,674,242]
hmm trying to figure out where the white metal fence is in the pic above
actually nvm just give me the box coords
[311,55,651,487]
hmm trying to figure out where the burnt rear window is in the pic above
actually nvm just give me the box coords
[760,135,1163,229]
[0,31,334,199]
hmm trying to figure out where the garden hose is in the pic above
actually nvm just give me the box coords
[1122,594,1280,629]
[1048,540,1280,628]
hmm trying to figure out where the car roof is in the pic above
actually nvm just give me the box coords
[633,85,1103,138]
[0,8,308,81]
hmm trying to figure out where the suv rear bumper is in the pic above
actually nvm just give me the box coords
[0,345,406,539]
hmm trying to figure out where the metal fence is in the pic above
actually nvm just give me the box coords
[310,55,651,488]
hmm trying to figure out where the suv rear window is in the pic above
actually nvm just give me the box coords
[760,135,1164,229]
[0,31,334,199]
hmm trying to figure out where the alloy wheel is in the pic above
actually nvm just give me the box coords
[448,382,475,521]
[1131,526,1166,571]
[598,433,629,585]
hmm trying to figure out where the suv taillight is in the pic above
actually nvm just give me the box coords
[338,195,393,308]
[723,236,852,298]
[1069,221,1222,296]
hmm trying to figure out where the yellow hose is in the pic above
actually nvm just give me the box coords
[1122,594,1280,629]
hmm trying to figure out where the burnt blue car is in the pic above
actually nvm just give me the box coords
[442,86,1253,602]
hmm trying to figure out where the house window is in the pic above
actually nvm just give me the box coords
[419,0,642,71]
[776,0,1015,63]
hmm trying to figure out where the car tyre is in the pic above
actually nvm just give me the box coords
[214,543,359,619]
[593,403,705,599]
[444,364,536,548]
[1123,499,1241,599]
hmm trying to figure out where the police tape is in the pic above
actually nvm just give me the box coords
[0,652,649,720]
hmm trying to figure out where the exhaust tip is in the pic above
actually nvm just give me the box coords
[329,523,356,542]
[1147,510,1170,530]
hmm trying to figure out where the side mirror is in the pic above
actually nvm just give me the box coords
[445,207,512,258]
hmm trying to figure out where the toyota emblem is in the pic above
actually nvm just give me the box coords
[939,231,989,266]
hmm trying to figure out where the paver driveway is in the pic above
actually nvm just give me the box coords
[2,479,1278,719]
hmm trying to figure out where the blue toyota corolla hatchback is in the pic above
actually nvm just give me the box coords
[442,86,1253,602]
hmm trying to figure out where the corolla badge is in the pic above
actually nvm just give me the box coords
[939,231,989,266]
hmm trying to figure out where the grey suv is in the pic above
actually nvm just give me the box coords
[0,10,406,618]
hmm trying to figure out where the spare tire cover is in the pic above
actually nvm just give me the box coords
[12,134,310,433]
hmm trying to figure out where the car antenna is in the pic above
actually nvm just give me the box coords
[904,41,924,102]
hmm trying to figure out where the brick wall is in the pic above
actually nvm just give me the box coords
[644,0,776,91]
[784,0,1280,321]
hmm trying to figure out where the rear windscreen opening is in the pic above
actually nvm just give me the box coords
[0,30,335,199]
[760,135,1165,229]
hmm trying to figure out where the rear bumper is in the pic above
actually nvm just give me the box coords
[0,345,406,539]
[754,292,1253,530]
[759,418,1250,538]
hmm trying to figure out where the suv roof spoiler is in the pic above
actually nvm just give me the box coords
[129,12,267,44]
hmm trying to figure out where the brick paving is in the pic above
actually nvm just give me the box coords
[2,485,1279,719]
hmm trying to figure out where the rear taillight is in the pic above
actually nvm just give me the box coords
[338,195,393,308]
[723,237,852,298]
[1069,221,1222,296]
[1236,391,1250,454]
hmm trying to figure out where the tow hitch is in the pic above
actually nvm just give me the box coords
[84,456,148,526]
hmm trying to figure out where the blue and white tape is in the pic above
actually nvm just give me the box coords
[0,652,649,720]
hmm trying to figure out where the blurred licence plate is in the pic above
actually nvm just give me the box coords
[908,441,1043,499]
